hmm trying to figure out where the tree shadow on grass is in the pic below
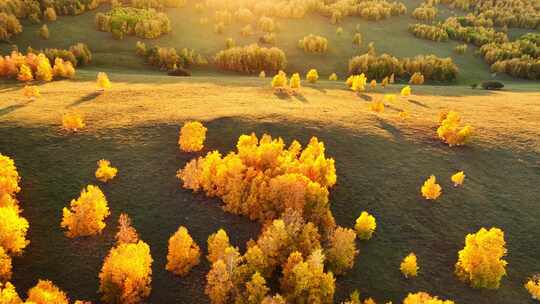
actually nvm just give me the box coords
[305,84,327,93]
[357,93,372,101]
[376,117,403,140]
[0,104,26,116]
[385,104,403,112]
[273,89,291,100]
[67,91,102,108]
[292,93,308,103]
[407,99,429,108]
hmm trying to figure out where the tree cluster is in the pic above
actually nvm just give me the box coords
[213,44,287,74]
[409,23,448,42]
[95,7,171,40]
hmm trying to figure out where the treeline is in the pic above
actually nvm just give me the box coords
[348,47,458,81]
[28,42,92,67]
[479,33,540,79]
[443,17,508,46]
[440,0,539,29]
[213,43,287,74]
[409,23,448,42]
[130,0,187,9]
[412,3,437,22]
[135,41,208,70]
[95,7,171,39]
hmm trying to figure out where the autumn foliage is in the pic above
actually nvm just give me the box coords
[354,211,376,240]
[455,227,508,289]
[166,226,201,276]
[437,111,473,146]
[27,280,69,304]
[177,133,336,228]
[421,175,441,200]
[525,275,540,300]
[401,253,419,278]
[403,292,455,304]
[99,214,153,304]
[95,160,118,183]
[179,121,207,152]
[62,113,85,131]
[61,185,110,238]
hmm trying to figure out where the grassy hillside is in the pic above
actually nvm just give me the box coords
[2,1,538,85]
[1,74,539,303]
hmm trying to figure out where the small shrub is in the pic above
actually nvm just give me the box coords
[455,227,507,289]
[400,253,419,278]
[454,44,467,54]
[329,73,338,81]
[409,72,424,84]
[306,69,319,83]
[421,175,441,200]
[525,275,540,300]
[178,121,207,152]
[451,171,465,186]
[62,113,85,131]
[61,185,110,238]
[271,70,287,88]
[354,211,376,240]
[27,280,69,304]
[289,72,301,89]
[437,111,472,146]
[39,24,49,39]
[95,160,118,183]
[166,226,201,276]
[44,7,57,22]
[97,72,111,90]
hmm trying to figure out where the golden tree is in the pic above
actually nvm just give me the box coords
[400,85,411,97]
[97,72,111,90]
[61,185,110,237]
[525,275,540,300]
[99,215,153,304]
[0,154,20,197]
[400,253,419,278]
[403,292,455,304]
[23,86,40,100]
[39,24,50,39]
[455,227,507,289]
[179,121,207,152]
[259,71,266,78]
[369,100,384,113]
[0,282,22,303]
[409,72,425,85]
[166,226,201,276]
[329,73,338,81]
[289,73,301,89]
[0,247,12,282]
[306,69,319,83]
[437,111,473,146]
[325,227,358,275]
[62,113,85,132]
[271,71,287,88]
[348,74,367,92]
[207,229,230,263]
[27,280,69,304]
[383,94,396,103]
[245,272,269,304]
[281,250,335,303]
[369,79,377,89]
[354,211,376,240]
[115,213,139,245]
[421,175,441,200]
[0,205,29,255]
[16,64,33,82]
[95,160,118,183]
[451,171,465,187]
[35,54,53,82]
[205,259,233,304]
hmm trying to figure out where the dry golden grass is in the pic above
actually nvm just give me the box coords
[1,78,539,153]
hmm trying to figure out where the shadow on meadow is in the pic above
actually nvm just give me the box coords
[0,116,538,303]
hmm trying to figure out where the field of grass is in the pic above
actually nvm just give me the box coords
[1,72,539,303]
[2,1,538,85]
